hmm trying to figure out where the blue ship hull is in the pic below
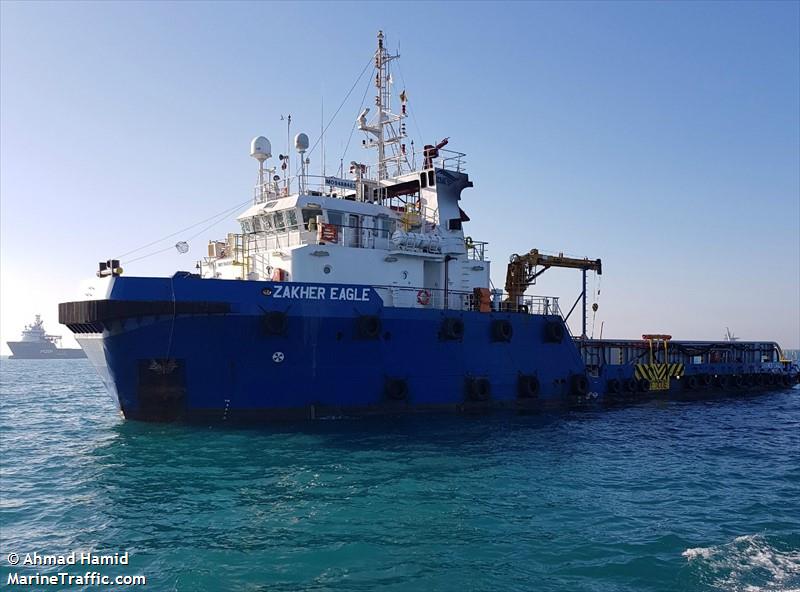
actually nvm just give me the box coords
[59,274,799,422]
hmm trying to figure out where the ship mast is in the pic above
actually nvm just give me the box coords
[359,30,408,180]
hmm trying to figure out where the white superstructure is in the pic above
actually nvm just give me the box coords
[18,315,62,345]
[199,31,491,310]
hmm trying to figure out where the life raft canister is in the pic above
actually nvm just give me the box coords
[417,289,431,306]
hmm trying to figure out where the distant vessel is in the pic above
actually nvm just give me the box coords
[724,327,740,342]
[6,315,86,359]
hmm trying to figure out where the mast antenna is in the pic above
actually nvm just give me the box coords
[280,114,292,194]
[321,95,325,178]
[358,30,407,180]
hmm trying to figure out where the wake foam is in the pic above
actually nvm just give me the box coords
[683,534,800,591]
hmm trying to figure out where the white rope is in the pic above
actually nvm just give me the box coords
[115,197,251,260]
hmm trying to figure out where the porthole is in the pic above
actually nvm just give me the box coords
[323,265,332,274]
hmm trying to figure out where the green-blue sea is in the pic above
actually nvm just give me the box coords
[1,359,799,591]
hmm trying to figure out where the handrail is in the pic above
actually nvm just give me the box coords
[370,284,559,315]
[252,151,470,204]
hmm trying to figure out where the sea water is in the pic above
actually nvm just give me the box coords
[1,359,798,591]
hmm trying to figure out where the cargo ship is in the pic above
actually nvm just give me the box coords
[58,32,799,422]
[7,315,86,359]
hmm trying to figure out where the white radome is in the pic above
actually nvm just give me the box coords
[294,133,309,153]
[250,136,272,162]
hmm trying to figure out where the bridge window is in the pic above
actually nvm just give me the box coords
[327,211,343,228]
[375,215,393,238]
[428,170,435,187]
[286,209,299,230]
[302,207,322,230]
[253,216,265,232]
[273,211,285,231]
[420,172,428,189]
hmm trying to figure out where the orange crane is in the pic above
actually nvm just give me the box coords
[505,249,602,338]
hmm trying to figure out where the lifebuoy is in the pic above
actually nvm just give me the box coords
[417,289,431,306]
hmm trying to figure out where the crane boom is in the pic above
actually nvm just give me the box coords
[505,249,602,304]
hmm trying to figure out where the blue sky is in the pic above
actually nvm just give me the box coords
[1,1,798,351]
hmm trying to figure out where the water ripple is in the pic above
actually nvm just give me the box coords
[1,360,798,591]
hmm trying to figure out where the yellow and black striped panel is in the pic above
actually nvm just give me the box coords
[634,363,683,391]
[668,363,684,378]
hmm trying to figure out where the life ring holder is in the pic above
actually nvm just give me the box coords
[417,289,431,306]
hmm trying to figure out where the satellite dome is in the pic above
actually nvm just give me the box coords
[250,136,272,162]
[294,133,309,152]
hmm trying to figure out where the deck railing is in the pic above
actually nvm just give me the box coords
[374,285,560,315]
[575,338,788,368]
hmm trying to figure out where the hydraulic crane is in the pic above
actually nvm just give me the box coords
[504,249,602,339]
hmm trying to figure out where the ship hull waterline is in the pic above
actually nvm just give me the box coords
[60,276,800,423]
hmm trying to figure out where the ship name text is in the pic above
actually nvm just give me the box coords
[270,285,371,302]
